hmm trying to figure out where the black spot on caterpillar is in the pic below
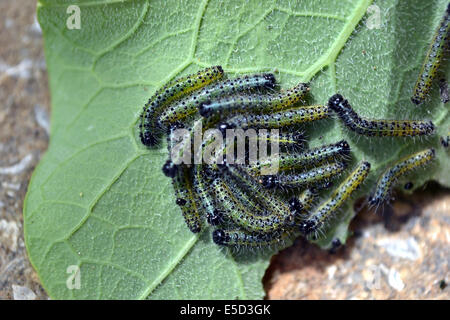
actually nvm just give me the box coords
[289,188,316,220]
[404,182,414,190]
[328,94,435,136]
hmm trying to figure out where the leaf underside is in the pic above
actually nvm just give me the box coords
[25,0,449,299]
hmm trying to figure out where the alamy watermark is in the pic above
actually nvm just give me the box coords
[169,124,281,175]
[66,265,81,290]
[66,5,81,30]
[366,4,381,30]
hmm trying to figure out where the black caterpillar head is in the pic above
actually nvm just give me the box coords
[263,73,277,89]
[298,220,316,235]
[328,93,350,114]
[140,132,160,147]
[162,160,178,178]
[212,229,229,246]
[336,140,351,155]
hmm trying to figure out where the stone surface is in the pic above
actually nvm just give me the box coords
[12,284,37,300]
[264,188,450,299]
[0,0,49,300]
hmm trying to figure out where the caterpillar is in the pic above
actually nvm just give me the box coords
[245,140,350,175]
[411,3,450,105]
[211,175,292,233]
[212,228,292,247]
[261,162,347,190]
[328,94,435,136]
[298,161,371,235]
[198,82,309,117]
[172,165,203,233]
[162,159,178,178]
[138,66,439,251]
[224,105,330,130]
[192,165,222,226]
[368,148,435,206]
[157,73,276,127]
[140,65,224,146]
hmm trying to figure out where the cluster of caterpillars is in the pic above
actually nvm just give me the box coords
[138,64,437,249]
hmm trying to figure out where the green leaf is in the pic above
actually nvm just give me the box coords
[25,0,449,299]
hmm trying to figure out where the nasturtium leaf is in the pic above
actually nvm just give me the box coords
[25,0,449,299]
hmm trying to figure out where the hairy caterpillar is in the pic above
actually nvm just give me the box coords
[157,73,276,127]
[368,148,436,206]
[224,105,330,129]
[245,140,350,175]
[328,94,435,136]
[199,82,309,117]
[261,162,347,189]
[172,165,203,233]
[298,161,371,235]
[212,228,292,247]
[192,165,222,226]
[411,3,450,105]
[140,66,223,146]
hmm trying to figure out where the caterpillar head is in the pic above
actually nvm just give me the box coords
[162,160,178,178]
[212,229,229,246]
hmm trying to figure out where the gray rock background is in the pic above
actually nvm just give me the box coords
[0,0,49,300]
